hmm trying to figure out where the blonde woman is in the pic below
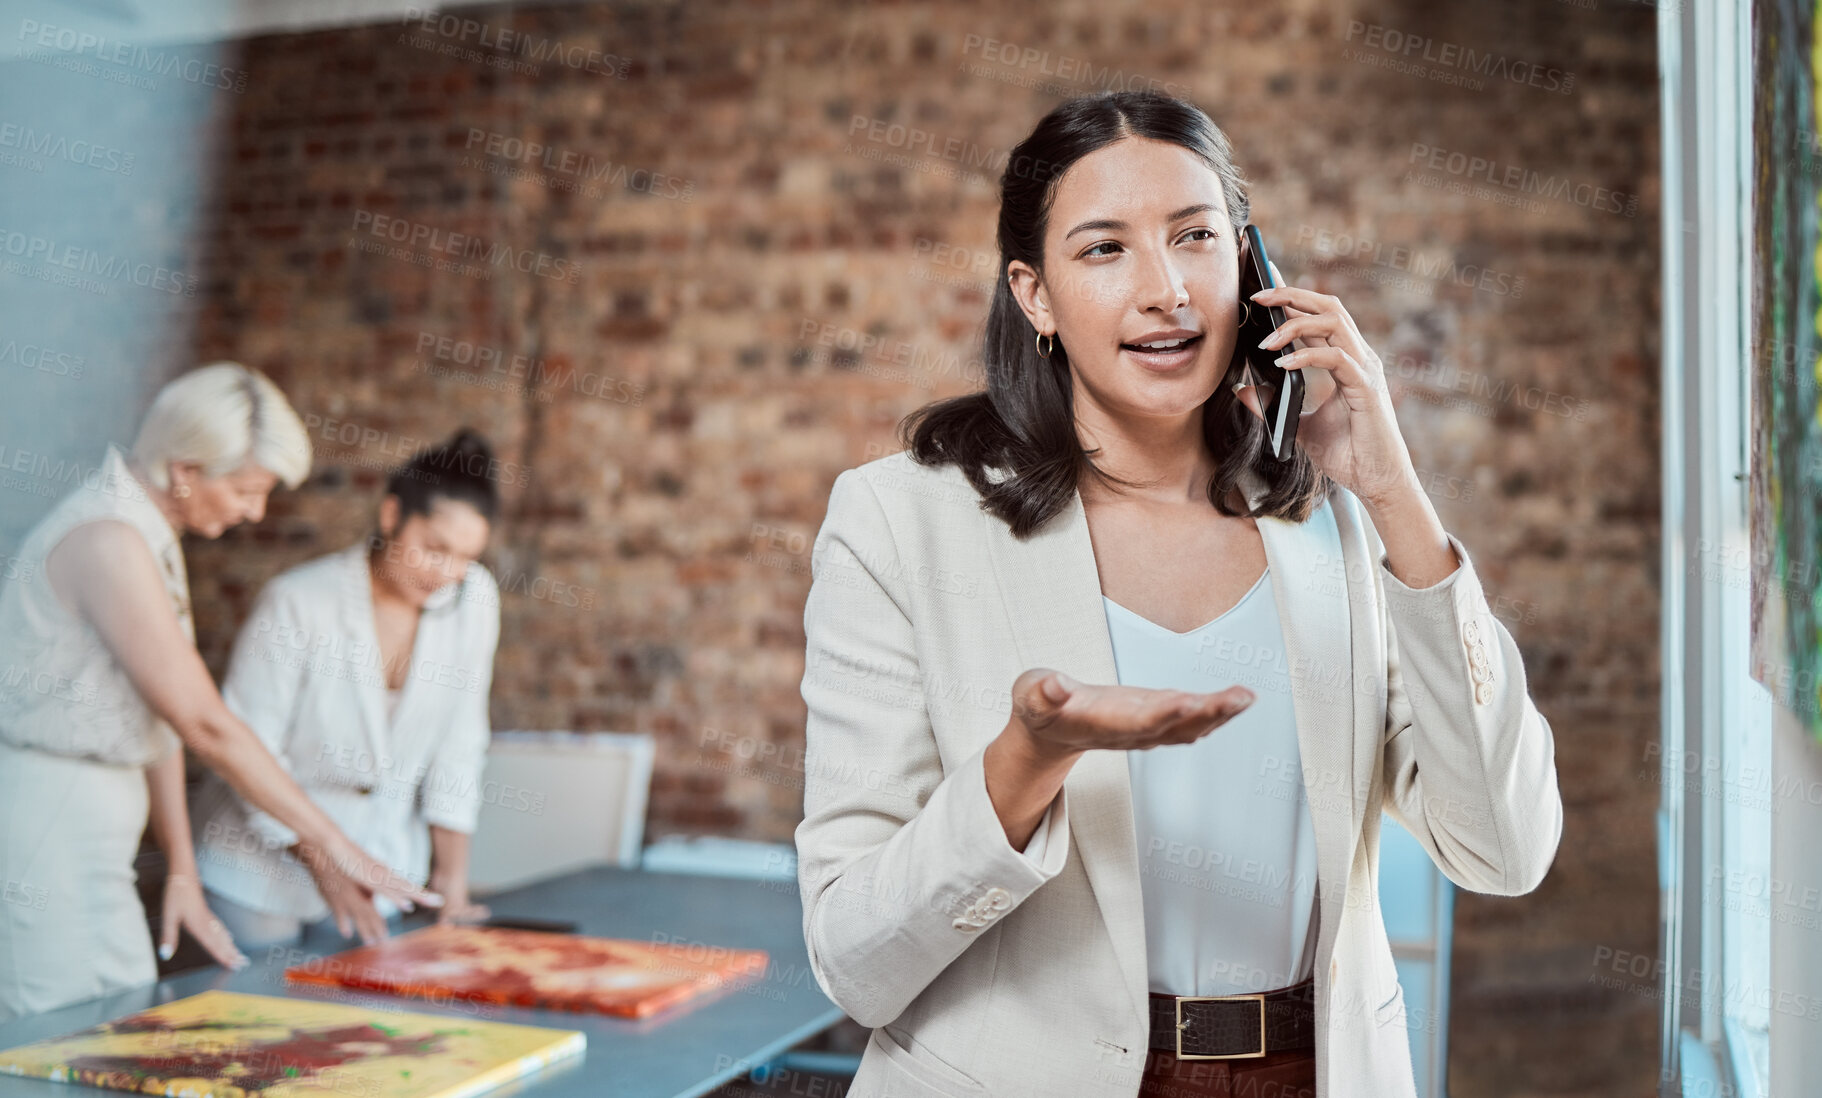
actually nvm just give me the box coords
[0,363,440,1023]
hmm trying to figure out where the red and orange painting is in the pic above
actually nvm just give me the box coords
[284,925,770,1018]
[0,989,584,1098]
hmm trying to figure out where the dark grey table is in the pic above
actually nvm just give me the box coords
[0,866,846,1098]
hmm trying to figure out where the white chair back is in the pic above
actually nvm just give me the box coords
[467,730,655,894]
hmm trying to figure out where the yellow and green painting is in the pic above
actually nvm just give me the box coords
[1751,0,1822,743]
[0,990,585,1098]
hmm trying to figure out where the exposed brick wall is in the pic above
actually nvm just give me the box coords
[1,1,1659,1093]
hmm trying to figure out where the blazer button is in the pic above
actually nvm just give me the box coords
[1474,681,1493,705]
[983,887,1012,911]
[1462,620,1481,644]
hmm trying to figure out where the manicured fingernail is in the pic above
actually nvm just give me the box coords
[1250,289,1268,299]
[158,943,174,961]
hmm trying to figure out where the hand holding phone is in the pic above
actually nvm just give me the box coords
[1237,224,1304,462]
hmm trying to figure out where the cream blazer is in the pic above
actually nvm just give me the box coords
[794,450,1563,1098]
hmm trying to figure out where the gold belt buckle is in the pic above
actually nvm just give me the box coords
[1174,992,1268,1060]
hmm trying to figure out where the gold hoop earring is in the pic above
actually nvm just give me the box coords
[172,483,191,500]
[1035,332,1054,358]
[1239,300,1253,327]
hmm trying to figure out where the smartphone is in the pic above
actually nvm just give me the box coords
[482,916,579,934]
[1238,224,1304,462]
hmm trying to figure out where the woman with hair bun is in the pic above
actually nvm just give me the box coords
[0,362,442,1023]
[191,427,503,950]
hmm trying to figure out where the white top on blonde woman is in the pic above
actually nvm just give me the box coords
[0,444,189,766]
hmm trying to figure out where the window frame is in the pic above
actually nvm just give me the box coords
[1656,0,1771,1095]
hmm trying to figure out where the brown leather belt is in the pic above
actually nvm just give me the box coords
[1146,978,1316,1060]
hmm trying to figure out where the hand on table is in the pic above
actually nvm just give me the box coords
[158,872,249,971]
[430,873,491,925]
[295,839,432,944]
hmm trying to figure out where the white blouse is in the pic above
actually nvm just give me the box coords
[1021,566,1320,996]
[0,444,188,766]
[191,543,500,920]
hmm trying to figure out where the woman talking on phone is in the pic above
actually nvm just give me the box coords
[794,91,1561,1098]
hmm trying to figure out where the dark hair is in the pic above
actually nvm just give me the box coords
[901,90,1329,538]
[384,427,500,527]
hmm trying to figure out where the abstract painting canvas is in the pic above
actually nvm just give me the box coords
[1751,0,1822,743]
[0,989,585,1098]
[285,924,770,1018]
